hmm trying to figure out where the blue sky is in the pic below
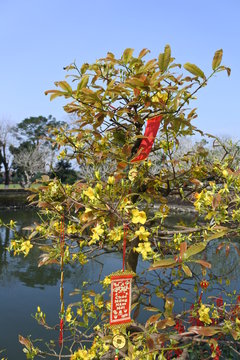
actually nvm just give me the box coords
[0,0,239,138]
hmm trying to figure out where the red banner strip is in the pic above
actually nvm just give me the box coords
[110,274,133,326]
[131,115,162,163]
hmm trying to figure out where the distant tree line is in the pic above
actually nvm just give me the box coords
[0,115,239,190]
[0,115,78,187]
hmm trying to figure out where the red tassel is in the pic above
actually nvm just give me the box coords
[131,115,162,162]
[59,318,64,346]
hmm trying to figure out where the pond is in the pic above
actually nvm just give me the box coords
[0,209,240,359]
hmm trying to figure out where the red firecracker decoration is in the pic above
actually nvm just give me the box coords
[131,115,162,162]
[110,274,133,326]
[200,279,209,290]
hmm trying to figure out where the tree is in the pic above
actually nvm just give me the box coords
[12,144,53,187]
[50,159,78,184]
[8,48,240,359]
[10,115,66,186]
[0,122,13,186]
[11,115,63,146]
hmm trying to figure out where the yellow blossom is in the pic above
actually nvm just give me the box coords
[77,308,83,317]
[21,240,33,256]
[128,168,138,182]
[102,276,111,287]
[198,304,212,325]
[134,241,153,260]
[67,223,78,234]
[59,150,66,159]
[107,176,115,185]
[83,187,95,200]
[108,227,122,242]
[65,309,72,322]
[132,209,147,224]
[90,225,104,243]
[9,220,16,229]
[135,226,150,241]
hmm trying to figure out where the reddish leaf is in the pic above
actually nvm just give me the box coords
[188,326,221,336]
[146,337,155,350]
[19,335,31,349]
[212,194,221,210]
[145,313,161,328]
[225,244,230,257]
[216,242,225,254]
[194,259,211,269]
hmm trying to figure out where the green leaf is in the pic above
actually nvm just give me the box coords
[81,63,89,74]
[158,44,171,73]
[204,229,229,242]
[122,48,134,64]
[212,49,223,70]
[184,63,205,79]
[56,81,72,94]
[77,75,89,91]
[149,258,176,270]
[182,264,192,277]
[185,243,206,258]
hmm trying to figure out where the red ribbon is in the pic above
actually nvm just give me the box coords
[59,318,64,346]
[122,224,128,271]
[131,115,162,162]
[59,215,65,347]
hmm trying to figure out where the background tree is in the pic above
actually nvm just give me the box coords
[50,159,78,184]
[12,144,53,187]
[10,115,66,186]
[0,122,13,186]
[8,48,240,359]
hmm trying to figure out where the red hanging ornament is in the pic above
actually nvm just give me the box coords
[131,115,162,163]
[110,274,133,326]
[200,279,209,290]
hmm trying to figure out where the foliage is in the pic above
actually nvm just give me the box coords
[10,115,66,187]
[6,47,240,359]
[50,159,78,184]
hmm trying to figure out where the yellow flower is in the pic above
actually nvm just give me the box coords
[212,310,219,319]
[128,168,138,182]
[21,240,33,256]
[59,150,66,159]
[67,223,77,234]
[108,227,122,242]
[152,91,168,103]
[9,220,16,229]
[65,309,72,322]
[198,304,212,325]
[102,276,111,287]
[134,241,153,260]
[77,308,83,317]
[135,226,150,241]
[84,187,95,200]
[90,225,104,242]
[71,349,89,360]
[132,209,147,224]
[107,176,115,185]
[222,169,228,177]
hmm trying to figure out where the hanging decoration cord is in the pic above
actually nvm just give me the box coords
[59,214,65,347]
[122,224,128,272]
